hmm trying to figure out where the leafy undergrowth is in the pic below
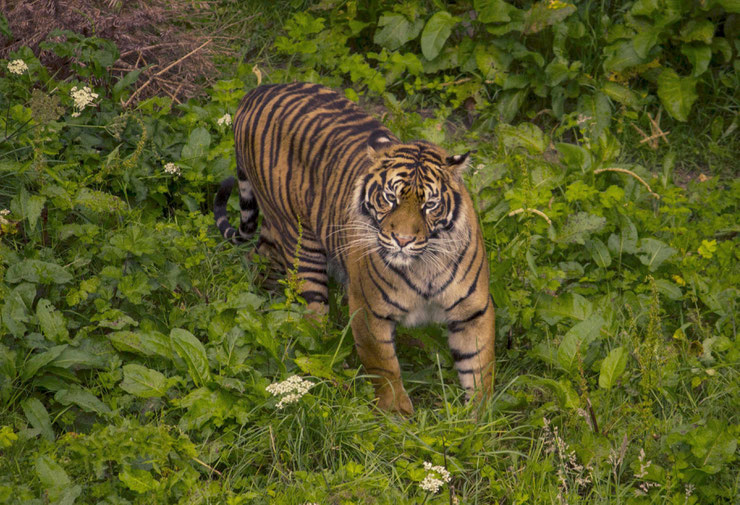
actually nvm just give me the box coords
[1,2,738,504]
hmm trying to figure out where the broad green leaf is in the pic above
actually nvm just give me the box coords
[716,0,740,13]
[608,217,638,256]
[536,292,593,324]
[558,314,605,373]
[475,0,512,23]
[21,345,67,381]
[2,283,34,337]
[498,123,547,154]
[35,455,71,501]
[373,13,424,51]
[52,346,107,369]
[603,40,646,73]
[679,19,714,44]
[637,238,676,271]
[523,0,576,35]
[655,279,683,300]
[55,388,112,416]
[556,142,591,172]
[121,364,170,398]
[119,466,159,493]
[631,0,658,16]
[554,212,606,244]
[36,299,69,343]
[633,26,661,58]
[21,397,54,441]
[657,69,698,122]
[598,346,627,389]
[497,88,528,123]
[22,191,46,233]
[686,420,737,474]
[181,127,211,161]
[522,376,580,409]
[295,355,341,380]
[577,91,611,140]
[421,11,459,61]
[586,238,612,268]
[602,81,641,109]
[680,44,711,77]
[5,259,73,284]
[170,328,211,387]
[474,43,512,78]
[109,330,173,359]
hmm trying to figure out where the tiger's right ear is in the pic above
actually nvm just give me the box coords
[367,130,395,160]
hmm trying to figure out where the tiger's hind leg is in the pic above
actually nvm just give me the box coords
[253,221,287,291]
[284,230,330,315]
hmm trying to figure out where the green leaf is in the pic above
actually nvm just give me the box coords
[496,88,528,123]
[577,91,611,140]
[121,364,170,398]
[35,455,72,501]
[586,238,612,268]
[523,0,576,35]
[181,127,211,161]
[498,123,547,154]
[603,40,646,73]
[657,69,698,122]
[716,0,740,13]
[556,142,591,172]
[679,19,714,45]
[112,68,143,102]
[2,283,35,337]
[680,44,711,77]
[608,217,638,256]
[109,330,173,359]
[655,279,682,300]
[686,420,737,474]
[421,11,459,61]
[598,347,627,389]
[21,345,67,381]
[54,388,111,416]
[36,299,69,343]
[295,355,341,380]
[633,26,661,58]
[536,292,593,324]
[558,314,605,373]
[554,212,606,244]
[373,13,424,51]
[475,0,512,23]
[119,466,159,493]
[637,238,677,271]
[170,328,211,387]
[522,376,580,409]
[21,397,54,441]
[602,81,641,109]
[5,259,73,284]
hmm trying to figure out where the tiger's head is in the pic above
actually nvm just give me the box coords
[353,131,472,269]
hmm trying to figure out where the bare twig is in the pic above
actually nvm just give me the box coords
[594,167,660,199]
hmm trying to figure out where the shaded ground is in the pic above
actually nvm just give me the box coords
[1,0,230,103]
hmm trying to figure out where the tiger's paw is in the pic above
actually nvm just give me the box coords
[376,389,414,416]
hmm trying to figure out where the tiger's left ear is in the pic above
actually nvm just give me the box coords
[367,130,396,160]
[445,151,471,174]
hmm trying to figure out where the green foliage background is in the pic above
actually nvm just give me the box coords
[0,0,738,503]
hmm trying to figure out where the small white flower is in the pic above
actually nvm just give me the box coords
[266,375,313,409]
[70,85,99,114]
[7,60,29,75]
[419,461,451,494]
[0,209,11,225]
[216,113,232,127]
[164,162,181,176]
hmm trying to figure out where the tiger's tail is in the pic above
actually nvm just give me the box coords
[214,175,259,244]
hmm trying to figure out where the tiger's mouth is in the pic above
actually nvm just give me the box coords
[377,239,425,267]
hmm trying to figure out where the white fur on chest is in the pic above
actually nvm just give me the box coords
[400,300,448,327]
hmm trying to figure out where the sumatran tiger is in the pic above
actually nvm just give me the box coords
[214,82,494,414]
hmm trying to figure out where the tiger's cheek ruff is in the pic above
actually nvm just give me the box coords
[216,83,495,414]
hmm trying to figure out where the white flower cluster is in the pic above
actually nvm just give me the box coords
[164,162,181,176]
[0,209,11,225]
[419,461,451,494]
[216,113,232,126]
[70,86,99,117]
[7,59,28,75]
[265,375,313,409]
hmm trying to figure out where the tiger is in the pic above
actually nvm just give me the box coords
[214,82,494,414]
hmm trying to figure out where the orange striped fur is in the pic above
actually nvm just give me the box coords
[214,83,494,413]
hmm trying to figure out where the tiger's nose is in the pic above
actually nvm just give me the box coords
[394,234,415,247]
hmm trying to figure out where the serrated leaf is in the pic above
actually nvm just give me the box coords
[121,364,170,398]
[54,388,111,416]
[170,328,211,387]
[554,212,606,244]
[598,346,627,389]
[36,299,69,343]
[637,238,676,271]
[5,259,73,284]
[421,11,459,60]
[373,13,424,51]
[558,314,605,373]
[657,69,698,122]
[21,397,54,441]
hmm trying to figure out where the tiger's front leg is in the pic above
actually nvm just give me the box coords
[348,293,413,414]
[446,294,495,403]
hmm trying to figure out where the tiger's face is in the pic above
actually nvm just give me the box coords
[354,134,470,268]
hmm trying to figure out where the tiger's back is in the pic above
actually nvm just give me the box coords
[215,82,495,413]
